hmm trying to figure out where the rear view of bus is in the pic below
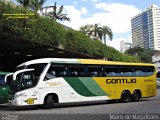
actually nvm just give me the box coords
[7,58,157,108]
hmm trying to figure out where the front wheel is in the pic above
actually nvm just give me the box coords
[121,91,131,103]
[44,95,56,109]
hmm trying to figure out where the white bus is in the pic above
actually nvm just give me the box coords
[7,58,156,108]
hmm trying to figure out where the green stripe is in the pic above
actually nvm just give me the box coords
[64,77,109,97]
[64,77,96,96]
[78,77,109,96]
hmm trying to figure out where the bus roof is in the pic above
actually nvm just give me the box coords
[17,58,155,67]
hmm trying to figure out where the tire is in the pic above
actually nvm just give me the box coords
[121,91,131,103]
[44,95,56,109]
[131,91,140,102]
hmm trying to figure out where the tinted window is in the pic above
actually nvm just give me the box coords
[119,66,133,76]
[87,66,103,77]
[16,63,47,90]
[45,64,155,78]
[104,66,119,76]
[133,67,145,76]
[45,64,67,80]
[144,66,154,76]
[68,65,85,77]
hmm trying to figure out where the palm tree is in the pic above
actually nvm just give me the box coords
[17,0,30,8]
[30,0,46,13]
[79,24,113,44]
[91,24,104,40]
[80,24,103,39]
[80,24,93,36]
[102,26,113,44]
[45,2,70,21]
[17,0,46,13]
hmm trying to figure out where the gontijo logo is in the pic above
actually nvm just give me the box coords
[106,79,136,84]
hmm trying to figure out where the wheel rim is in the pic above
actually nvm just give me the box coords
[134,93,139,101]
[122,92,130,102]
[50,97,54,106]
[124,96,129,102]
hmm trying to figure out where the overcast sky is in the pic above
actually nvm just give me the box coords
[12,0,160,51]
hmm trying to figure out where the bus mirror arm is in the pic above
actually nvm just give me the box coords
[5,73,13,83]
[13,69,35,81]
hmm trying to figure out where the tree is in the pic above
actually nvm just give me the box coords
[30,0,46,13]
[17,0,30,8]
[102,25,113,44]
[79,24,93,36]
[91,24,103,39]
[125,47,155,63]
[17,0,46,13]
[45,2,70,21]
[80,24,113,43]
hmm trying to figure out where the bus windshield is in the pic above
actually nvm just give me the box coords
[10,63,47,92]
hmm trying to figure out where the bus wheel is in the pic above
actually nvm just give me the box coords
[45,95,56,109]
[131,91,140,102]
[121,91,131,103]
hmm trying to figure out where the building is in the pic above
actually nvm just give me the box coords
[152,54,160,72]
[131,4,160,50]
[120,40,132,53]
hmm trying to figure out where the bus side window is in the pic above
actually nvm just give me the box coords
[133,67,145,76]
[87,66,102,77]
[104,66,119,77]
[68,65,85,77]
[119,66,133,77]
[145,66,154,76]
[44,64,67,81]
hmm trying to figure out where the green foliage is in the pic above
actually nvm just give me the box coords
[0,1,66,46]
[79,24,113,43]
[125,47,155,63]
[0,1,139,63]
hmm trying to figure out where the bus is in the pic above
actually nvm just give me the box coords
[7,58,156,108]
[0,71,11,104]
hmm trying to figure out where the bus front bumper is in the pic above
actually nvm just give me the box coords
[8,98,22,106]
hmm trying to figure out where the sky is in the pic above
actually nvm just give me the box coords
[12,0,160,51]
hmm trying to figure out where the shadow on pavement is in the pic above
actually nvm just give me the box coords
[0,99,153,111]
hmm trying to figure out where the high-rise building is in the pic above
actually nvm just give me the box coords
[152,54,160,72]
[131,4,160,50]
[120,40,132,53]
